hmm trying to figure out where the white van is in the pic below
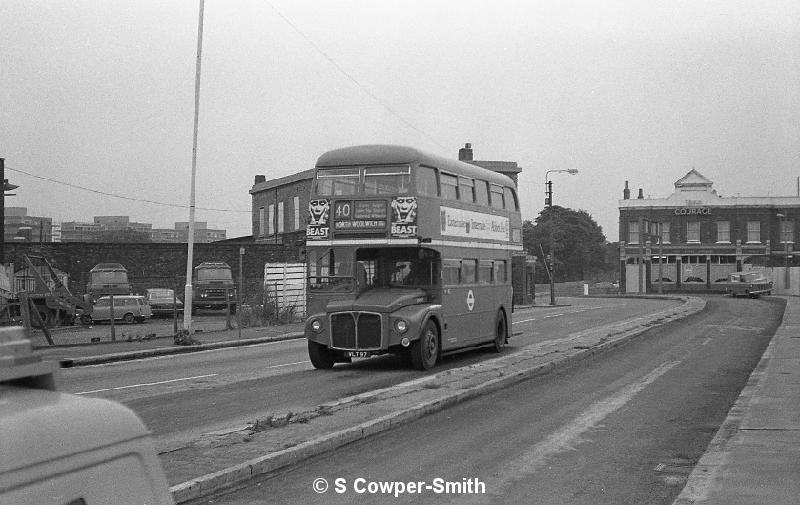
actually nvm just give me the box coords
[0,326,174,504]
[90,295,152,324]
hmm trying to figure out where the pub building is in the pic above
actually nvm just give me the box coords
[619,169,799,294]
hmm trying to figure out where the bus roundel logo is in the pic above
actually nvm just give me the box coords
[466,290,475,311]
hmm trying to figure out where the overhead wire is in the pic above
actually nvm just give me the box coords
[266,2,447,150]
[9,5,447,212]
[5,166,250,213]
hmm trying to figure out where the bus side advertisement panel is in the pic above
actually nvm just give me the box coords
[439,206,510,242]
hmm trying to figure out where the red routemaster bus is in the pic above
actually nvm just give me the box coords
[304,145,523,370]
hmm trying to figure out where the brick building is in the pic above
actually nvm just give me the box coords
[249,169,314,246]
[619,170,799,293]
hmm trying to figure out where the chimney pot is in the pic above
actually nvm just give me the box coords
[637,188,644,199]
[458,143,474,161]
[623,180,630,200]
[254,174,266,184]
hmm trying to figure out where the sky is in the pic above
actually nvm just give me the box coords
[2,0,799,241]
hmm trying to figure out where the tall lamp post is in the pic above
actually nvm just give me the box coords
[544,169,579,305]
[777,213,791,291]
[0,158,19,265]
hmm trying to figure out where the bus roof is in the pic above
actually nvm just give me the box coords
[315,145,516,187]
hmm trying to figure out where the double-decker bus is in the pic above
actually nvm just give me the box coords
[304,145,523,370]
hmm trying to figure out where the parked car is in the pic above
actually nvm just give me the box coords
[723,272,773,298]
[145,288,183,318]
[87,295,152,324]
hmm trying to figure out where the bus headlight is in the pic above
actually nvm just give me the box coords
[394,319,408,334]
[311,319,323,333]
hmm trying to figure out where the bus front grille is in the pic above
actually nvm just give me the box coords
[330,312,382,350]
[330,313,356,348]
[356,313,381,348]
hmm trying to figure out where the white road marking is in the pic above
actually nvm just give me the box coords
[513,306,603,325]
[73,360,309,395]
[75,373,219,395]
[463,360,681,504]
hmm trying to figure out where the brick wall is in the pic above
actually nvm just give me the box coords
[5,242,300,295]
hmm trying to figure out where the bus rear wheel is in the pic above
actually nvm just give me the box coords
[410,320,439,370]
[491,311,507,353]
[308,340,336,369]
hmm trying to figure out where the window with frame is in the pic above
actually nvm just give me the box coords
[475,180,489,206]
[258,207,265,236]
[415,165,438,196]
[504,187,519,211]
[716,221,730,243]
[489,184,505,209]
[268,204,275,236]
[293,196,300,231]
[458,177,475,202]
[441,259,461,285]
[478,260,493,284]
[687,221,700,243]
[628,221,640,244]
[315,167,360,196]
[661,222,670,244]
[363,165,410,194]
[461,259,477,284]
[747,221,761,243]
[440,173,458,201]
[493,260,507,283]
[781,220,795,243]
[277,201,285,234]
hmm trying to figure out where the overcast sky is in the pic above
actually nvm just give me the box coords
[2,0,799,240]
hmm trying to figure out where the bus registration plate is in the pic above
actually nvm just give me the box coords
[346,351,374,358]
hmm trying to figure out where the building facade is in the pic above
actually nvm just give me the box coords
[619,170,799,293]
[4,207,53,242]
[249,169,314,245]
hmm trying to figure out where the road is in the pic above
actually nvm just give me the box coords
[59,297,679,451]
[187,295,785,505]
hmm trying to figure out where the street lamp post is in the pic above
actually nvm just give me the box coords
[777,213,791,291]
[544,169,579,305]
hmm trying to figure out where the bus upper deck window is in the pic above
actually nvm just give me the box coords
[440,173,458,201]
[415,165,438,196]
[458,177,475,202]
[364,165,410,194]
[490,184,505,209]
[475,180,489,206]
[504,187,519,210]
[316,167,360,196]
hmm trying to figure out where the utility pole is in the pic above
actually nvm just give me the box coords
[182,0,205,334]
[544,169,578,305]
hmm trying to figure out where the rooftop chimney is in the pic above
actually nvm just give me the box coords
[637,188,644,199]
[458,143,473,161]
[254,174,266,184]
[623,180,630,200]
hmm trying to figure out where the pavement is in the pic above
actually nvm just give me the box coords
[30,295,799,504]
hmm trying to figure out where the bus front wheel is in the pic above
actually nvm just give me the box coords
[308,340,336,369]
[491,311,507,353]
[410,320,439,370]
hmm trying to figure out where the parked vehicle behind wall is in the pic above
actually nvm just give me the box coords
[192,262,236,314]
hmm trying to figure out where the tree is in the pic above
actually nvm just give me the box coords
[522,206,612,283]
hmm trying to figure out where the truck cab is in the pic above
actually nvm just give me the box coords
[0,326,173,504]
[192,262,236,313]
[86,262,132,302]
